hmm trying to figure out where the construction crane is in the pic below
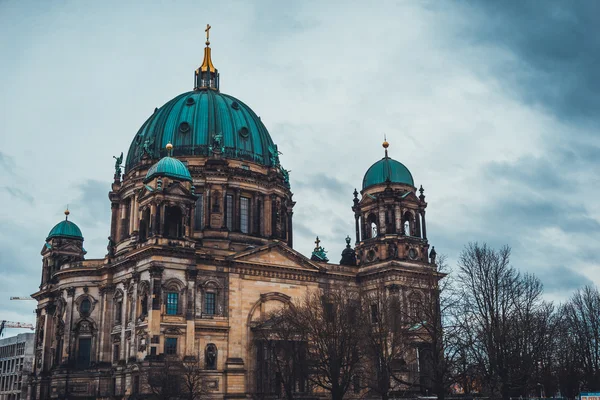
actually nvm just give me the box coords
[0,320,34,337]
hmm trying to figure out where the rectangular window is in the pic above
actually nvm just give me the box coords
[115,301,122,324]
[166,292,179,315]
[371,304,379,323]
[165,338,177,355]
[205,292,216,315]
[240,197,249,234]
[76,338,91,368]
[226,195,233,231]
[113,344,120,363]
[194,194,204,230]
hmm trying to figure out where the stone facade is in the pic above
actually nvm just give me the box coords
[28,40,441,400]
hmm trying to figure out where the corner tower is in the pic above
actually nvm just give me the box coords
[352,140,432,265]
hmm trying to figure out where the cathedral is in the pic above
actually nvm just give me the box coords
[29,28,440,399]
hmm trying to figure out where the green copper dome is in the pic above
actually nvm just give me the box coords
[362,156,414,190]
[47,219,83,241]
[145,156,192,183]
[126,89,277,171]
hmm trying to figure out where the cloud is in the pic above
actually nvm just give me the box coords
[0,151,12,173]
[539,265,593,295]
[459,0,600,122]
[3,187,34,204]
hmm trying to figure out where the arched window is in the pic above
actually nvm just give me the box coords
[80,299,91,316]
[164,279,184,316]
[205,343,217,370]
[367,213,378,239]
[164,206,183,238]
[403,211,413,236]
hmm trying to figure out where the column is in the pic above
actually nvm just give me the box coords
[234,189,240,232]
[395,205,402,234]
[150,203,157,236]
[416,209,422,238]
[129,276,139,360]
[421,210,427,240]
[354,214,360,243]
[119,286,127,361]
[64,287,76,366]
[159,204,166,236]
[378,204,386,235]
[287,211,294,247]
[185,269,197,358]
[110,202,119,241]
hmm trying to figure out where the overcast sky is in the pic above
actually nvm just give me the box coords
[1,0,599,337]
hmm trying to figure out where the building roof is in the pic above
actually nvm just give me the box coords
[362,156,414,189]
[47,219,83,241]
[144,156,192,183]
[125,89,277,171]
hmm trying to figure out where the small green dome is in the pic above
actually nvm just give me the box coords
[47,219,83,241]
[126,89,277,171]
[145,156,192,183]
[363,157,414,190]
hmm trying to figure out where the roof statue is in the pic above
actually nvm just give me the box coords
[339,235,357,266]
[113,152,123,180]
[311,236,329,262]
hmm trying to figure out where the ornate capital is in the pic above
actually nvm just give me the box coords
[66,287,76,297]
[132,271,141,283]
[185,268,198,281]
[149,265,164,278]
[99,284,116,295]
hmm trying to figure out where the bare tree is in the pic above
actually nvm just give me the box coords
[560,285,600,392]
[148,356,209,400]
[148,357,183,400]
[180,357,210,400]
[253,309,309,400]
[360,285,411,400]
[279,288,364,400]
[456,243,554,400]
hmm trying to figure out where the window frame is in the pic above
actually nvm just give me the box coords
[165,337,178,355]
[166,292,179,316]
[204,292,216,316]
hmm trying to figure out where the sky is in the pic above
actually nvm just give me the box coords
[1,0,599,337]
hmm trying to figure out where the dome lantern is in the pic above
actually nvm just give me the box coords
[194,24,219,91]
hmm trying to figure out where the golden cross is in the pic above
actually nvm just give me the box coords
[315,236,321,249]
[205,24,211,44]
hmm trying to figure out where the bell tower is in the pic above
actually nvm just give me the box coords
[352,140,432,265]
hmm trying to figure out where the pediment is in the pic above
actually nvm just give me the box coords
[228,241,322,272]
[162,182,191,197]
[401,191,420,202]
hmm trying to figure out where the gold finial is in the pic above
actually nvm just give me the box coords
[64,206,70,220]
[382,135,389,157]
[205,24,211,46]
[166,142,173,156]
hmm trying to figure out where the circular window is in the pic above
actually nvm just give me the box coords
[231,101,240,110]
[179,122,191,133]
[186,97,195,106]
[238,127,249,139]
[367,249,376,262]
[408,248,417,260]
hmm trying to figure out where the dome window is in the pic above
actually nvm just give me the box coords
[186,97,195,106]
[231,101,240,110]
[179,122,191,133]
[238,127,249,139]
